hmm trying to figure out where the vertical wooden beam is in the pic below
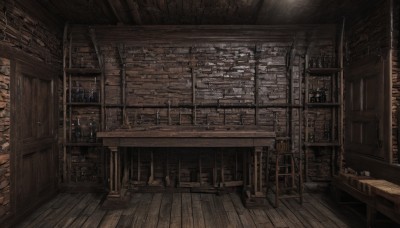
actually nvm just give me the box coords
[254,44,260,125]
[108,146,120,198]
[117,43,128,128]
[198,151,202,185]
[148,150,154,185]
[126,0,143,25]
[221,150,225,187]
[338,17,345,172]
[137,149,141,182]
[253,147,258,194]
[107,0,124,23]
[190,47,197,125]
[62,22,69,183]
[89,28,105,131]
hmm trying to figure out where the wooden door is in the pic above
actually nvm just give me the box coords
[12,60,58,215]
[345,56,388,161]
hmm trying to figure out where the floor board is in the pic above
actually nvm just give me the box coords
[15,192,364,228]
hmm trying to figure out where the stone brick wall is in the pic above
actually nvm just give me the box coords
[67,25,337,182]
[0,58,10,219]
[393,0,400,163]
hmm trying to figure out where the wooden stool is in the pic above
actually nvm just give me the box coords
[266,137,303,207]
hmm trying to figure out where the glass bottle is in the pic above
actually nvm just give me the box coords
[75,117,82,142]
[88,118,97,143]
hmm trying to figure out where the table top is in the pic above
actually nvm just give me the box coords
[97,126,276,138]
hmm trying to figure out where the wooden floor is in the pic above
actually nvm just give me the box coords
[15,192,364,228]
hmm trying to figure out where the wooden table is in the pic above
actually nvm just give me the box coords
[97,127,275,207]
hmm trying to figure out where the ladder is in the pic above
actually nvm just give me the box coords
[266,138,303,207]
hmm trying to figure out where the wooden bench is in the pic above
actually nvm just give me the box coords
[334,173,400,227]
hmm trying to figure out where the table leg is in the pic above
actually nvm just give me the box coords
[108,146,120,198]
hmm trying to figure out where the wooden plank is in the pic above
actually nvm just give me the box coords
[201,194,218,228]
[303,194,349,228]
[20,193,70,228]
[191,194,206,228]
[229,193,257,228]
[81,207,107,228]
[98,210,123,228]
[55,193,94,228]
[275,199,306,228]
[263,200,288,228]
[156,193,173,228]
[302,201,339,228]
[98,130,276,138]
[182,193,194,228]
[221,194,243,228]
[281,198,324,228]
[249,209,274,228]
[131,193,153,227]
[143,193,163,228]
[33,193,85,228]
[212,194,231,227]
[116,193,143,227]
[170,193,182,228]
[310,193,365,228]
[69,193,104,227]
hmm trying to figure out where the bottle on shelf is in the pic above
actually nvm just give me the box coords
[88,118,97,143]
[89,77,98,103]
[74,117,82,142]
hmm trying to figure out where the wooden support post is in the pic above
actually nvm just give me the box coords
[122,148,129,188]
[62,23,69,183]
[178,155,181,186]
[108,146,120,198]
[254,44,260,125]
[259,149,263,193]
[254,147,258,194]
[117,43,128,128]
[168,100,171,125]
[198,152,202,185]
[190,47,197,125]
[137,149,141,182]
[213,152,217,187]
[148,151,154,185]
[130,148,134,180]
[235,150,238,181]
[221,150,225,187]
[165,150,170,186]
[89,28,105,131]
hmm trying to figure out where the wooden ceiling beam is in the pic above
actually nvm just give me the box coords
[106,0,124,24]
[126,0,142,25]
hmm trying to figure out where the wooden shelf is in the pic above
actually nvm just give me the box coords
[67,102,101,106]
[66,143,102,147]
[66,68,102,74]
[306,102,341,107]
[307,68,342,74]
[304,142,340,147]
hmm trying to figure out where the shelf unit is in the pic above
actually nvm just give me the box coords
[62,26,105,188]
[304,62,343,181]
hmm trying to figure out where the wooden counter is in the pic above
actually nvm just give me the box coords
[97,127,276,208]
[97,127,276,147]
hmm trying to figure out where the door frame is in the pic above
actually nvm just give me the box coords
[0,44,59,223]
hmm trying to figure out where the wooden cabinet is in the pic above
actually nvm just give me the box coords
[304,58,343,181]
[62,27,105,189]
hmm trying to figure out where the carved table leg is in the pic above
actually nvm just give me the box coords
[243,146,267,208]
[102,146,130,209]
[108,146,120,198]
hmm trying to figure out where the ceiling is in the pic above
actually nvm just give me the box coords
[35,0,367,25]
